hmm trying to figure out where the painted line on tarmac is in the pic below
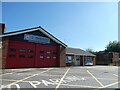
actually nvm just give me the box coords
[84,76,117,80]
[0,78,38,82]
[55,68,70,90]
[0,73,13,76]
[113,74,119,77]
[94,81,120,90]
[4,68,53,88]
[100,81,120,88]
[87,70,104,87]
[60,83,99,88]
[36,73,63,77]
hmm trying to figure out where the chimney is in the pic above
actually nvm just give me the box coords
[0,23,6,35]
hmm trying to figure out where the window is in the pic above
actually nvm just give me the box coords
[28,56,34,58]
[53,57,56,59]
[9,55,16,58]
[76,55,80,61]
[66,56,72,63]
[40,56,43,58]
[10,48,16,52]
[53,52,57,54]
[19,49,26,52]
[46,56,50,59]
[19,55,25,58]
[46,52,51,54]
[28,50,34,53]
[40,50,44,53]
[84,57,93,65]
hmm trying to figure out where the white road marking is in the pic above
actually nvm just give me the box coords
[29,81,41,88]
[95,81,120,90]
[5,68,53,88]
[100,81,120,88]
[0,73,13,76]
[1,78,38,82]
[1,76,85,88]
[113,74,118,77]
[8,84,20,88]
[41,80,55,86]
[55,68,70,90]
[87,70,104,87]
[60,83,99,88]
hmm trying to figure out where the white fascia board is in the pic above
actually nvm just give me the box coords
[0,28,37,37]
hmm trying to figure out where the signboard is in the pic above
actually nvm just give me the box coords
[24,34,50,44]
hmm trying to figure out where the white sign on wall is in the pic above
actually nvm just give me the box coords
[24,34,50,44]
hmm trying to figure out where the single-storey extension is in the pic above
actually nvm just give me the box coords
[66,47,96,66]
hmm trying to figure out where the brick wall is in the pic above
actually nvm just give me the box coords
[1,37,9,69]
[59,45,66,67]
[112,52,119,62]
[93,56,96,65]
[96,52,119,65]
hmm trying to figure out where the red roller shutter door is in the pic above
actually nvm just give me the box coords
[6,40,35,68]
[6,40,59,68]
[35,44,59,68]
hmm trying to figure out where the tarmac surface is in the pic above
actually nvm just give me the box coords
[0,66,120,90]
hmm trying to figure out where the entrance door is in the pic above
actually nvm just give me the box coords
[74,55,80,66]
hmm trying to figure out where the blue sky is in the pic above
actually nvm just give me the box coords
[2,2,118,51]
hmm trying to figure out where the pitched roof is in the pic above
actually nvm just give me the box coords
[66,47,96,56]
[0,26,67,47]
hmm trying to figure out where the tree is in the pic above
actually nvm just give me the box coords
[86,48,95,54]
[105,41,120,53]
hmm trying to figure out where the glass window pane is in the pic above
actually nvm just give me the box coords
[53,52,57,54]
[40,50,44,53]
[10,48,16,52]
[46,52,50,54]
[46,56,50,59]
[19,49,26,52]
[28,50,34,53]
[19,55,25,58]
[9,55,16,58]
[53,57,56,59]
[40,56,43,58]
[66,56,72,63]
[28,56,34,58]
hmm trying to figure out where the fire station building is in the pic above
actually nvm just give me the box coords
[1,25,67,69]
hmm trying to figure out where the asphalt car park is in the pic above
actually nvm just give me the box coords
[0,66,120,89]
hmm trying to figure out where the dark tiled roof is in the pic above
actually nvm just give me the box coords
[0,26,67,47]
[66,47,96,56]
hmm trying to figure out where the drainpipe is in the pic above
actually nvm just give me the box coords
[83,56,84,66]
[74,55,76,66]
